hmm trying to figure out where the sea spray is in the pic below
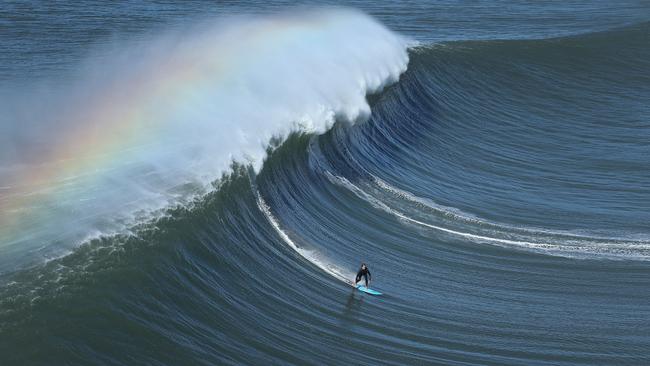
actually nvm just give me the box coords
[0,8,409,269]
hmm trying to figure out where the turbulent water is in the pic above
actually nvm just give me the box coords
[1,1,650,365]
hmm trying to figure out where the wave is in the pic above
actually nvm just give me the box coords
[2,7,650,365]
[2,11,646,274]
[0,8,409,271]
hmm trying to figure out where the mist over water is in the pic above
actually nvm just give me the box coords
[0,8,408,269]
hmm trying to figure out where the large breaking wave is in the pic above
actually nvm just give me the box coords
[0,8,409,270]
[1,8,650,365]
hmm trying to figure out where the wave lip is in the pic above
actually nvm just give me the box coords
[0,8,410,270]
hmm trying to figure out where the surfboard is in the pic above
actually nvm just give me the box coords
[356,285,382,296]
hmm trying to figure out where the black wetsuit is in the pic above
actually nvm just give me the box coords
[355,267,371,287]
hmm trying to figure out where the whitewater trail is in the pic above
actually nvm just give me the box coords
[255,190,352,284]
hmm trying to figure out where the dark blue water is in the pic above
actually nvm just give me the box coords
[1,1,650,365]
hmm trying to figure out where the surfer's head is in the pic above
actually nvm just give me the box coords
[361,263,367,270]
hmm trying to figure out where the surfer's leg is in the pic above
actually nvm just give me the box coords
[363,274,368,287]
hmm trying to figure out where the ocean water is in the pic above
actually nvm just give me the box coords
[1,1,649,365]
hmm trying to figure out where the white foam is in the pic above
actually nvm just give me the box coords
[0,9,409,266]
[256,191,352,283]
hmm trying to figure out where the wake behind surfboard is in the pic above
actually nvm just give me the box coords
[356,285,382,296]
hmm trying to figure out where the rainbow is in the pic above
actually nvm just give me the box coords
[0,9,408,256]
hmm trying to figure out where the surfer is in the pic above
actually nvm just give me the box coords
[354,263,372,288]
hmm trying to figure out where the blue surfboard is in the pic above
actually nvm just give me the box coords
[356,285,382,296]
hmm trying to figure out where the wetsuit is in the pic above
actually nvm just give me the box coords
[355,267,371,287]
